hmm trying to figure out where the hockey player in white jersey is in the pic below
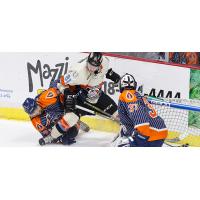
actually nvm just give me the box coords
[50,52,120,129]
[60,52,111,88]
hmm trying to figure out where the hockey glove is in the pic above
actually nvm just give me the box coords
[76,89,88,103]
[106,68,120,84]
[64,88,76,113]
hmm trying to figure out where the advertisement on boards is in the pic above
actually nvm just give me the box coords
[0,53,190,108]
[0,52,199,147]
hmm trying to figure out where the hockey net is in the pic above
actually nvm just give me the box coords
[149,98,200,146]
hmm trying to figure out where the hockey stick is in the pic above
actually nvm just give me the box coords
[76,105,111,120]
[165,137,181,143]
[79,101,120,123]
[148,97,200,112]
[76,102,121,144]
[78,102,189,147]
[76,104,119,122]
[164,141,189,147]
[111,136,189,147]
[110,135,189,147]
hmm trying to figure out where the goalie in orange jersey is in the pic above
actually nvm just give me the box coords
[113,73,168,147]
[22,87,81,145]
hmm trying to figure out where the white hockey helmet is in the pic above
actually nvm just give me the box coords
[119,73,137,93]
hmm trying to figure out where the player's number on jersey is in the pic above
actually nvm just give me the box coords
[143,98,158,118]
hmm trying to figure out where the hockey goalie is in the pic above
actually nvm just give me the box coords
[113,73,168,147]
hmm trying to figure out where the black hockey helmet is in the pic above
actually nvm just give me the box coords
[119,73,137,93]
[87,52,103,67]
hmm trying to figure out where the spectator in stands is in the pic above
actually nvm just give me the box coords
[110,52,200,66]
[111,52,167,61]
[169,52,199,66]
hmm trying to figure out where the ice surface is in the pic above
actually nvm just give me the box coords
[0,119,116,147]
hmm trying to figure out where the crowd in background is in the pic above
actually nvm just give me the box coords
[168,52,199,65]
[110,52,200,67]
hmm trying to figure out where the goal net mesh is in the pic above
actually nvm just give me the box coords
[151,99,200,141]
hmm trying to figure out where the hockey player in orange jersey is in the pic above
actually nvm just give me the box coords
[22,87,80,145]
[113,73,168,147]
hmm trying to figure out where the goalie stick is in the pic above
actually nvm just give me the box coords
[111,134,189,147]
[79,96,193,146]
[164,141,189,147]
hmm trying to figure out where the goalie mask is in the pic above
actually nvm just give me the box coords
[87,52,103,74]
[119,73,137,93]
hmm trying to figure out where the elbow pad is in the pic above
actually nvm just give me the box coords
[106,68,120,84]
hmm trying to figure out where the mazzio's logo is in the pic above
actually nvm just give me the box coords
[27,57,69,92]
